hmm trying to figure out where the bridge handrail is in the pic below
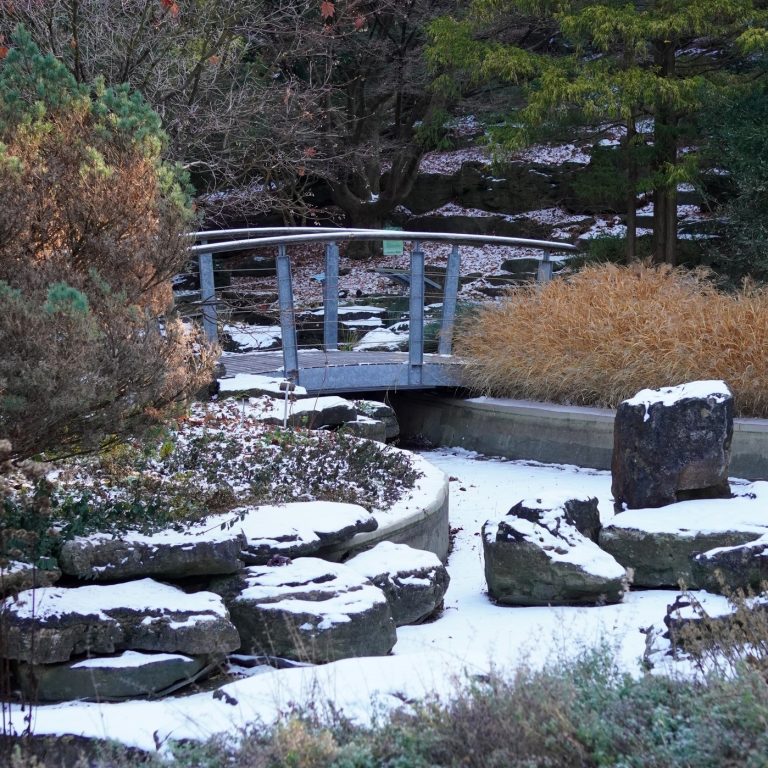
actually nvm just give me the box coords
[189,228,578,255]
[191,226,363,240]
[188,227,579,384]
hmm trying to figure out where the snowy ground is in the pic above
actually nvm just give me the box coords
[9,447,728,752]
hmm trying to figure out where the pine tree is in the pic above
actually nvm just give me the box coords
[428,0,768,264]
[0,26,214,460]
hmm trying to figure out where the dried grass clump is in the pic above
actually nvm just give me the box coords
[456,262,768,417]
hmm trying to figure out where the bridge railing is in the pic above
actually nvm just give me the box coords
[185,228,578,383]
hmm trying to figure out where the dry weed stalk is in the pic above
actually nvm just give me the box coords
[456,262,768,416]
[667,586,768,679]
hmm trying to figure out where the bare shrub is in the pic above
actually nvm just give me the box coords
[456,262,768,417]
[666,588,768,679]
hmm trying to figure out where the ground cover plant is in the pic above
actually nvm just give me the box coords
[456,262,768,417]
[0,399,421,568]
[6,649,768,768]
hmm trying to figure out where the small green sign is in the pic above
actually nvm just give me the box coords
[382,226,404,256]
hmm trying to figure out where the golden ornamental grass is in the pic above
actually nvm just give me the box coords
[455,262,768,417]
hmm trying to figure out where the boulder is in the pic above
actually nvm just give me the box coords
[59,525,243,582]
[304,305,387,324]
[251,395,358,428]
[403,163,561,217]
[499,257,544,277]
[2,579,240,664]
[660,592,766,654]
[353,328,409,352]
[483,497,628,606]
[17,651,210,703]
[219,376,307,398]
[345,542,450,626]
[600,526,758,589]
[692,535,768,593]
[212,557,396,663]
[406,212,551,241]
[611,380,733,510]
[1,560,61,596]
[224,501,378,565]
[508,496,601,543]
[341,417,388,443]
[598,489,768,588]
[355,400,400,440]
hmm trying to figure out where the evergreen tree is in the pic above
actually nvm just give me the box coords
[702,79,768,281]
[428,0,768,264]
[0,26,214,460]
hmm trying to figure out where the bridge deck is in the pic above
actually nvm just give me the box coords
[219,350,465,394]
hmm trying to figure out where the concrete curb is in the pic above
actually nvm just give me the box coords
[319,453,450,563]
[394,395,768,481]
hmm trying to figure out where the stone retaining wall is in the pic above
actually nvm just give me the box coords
[393,394,768,480]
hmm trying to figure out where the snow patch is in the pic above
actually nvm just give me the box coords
[624,380,731,421]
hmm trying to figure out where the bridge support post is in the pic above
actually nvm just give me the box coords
[323,241,339,351]
[409,240,425,385]
[277,244,299,382]
[198,239,218,343]
[537,252,554,283]
[438,244,461,355]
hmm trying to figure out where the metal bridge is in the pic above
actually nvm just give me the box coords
[187,228,578,394]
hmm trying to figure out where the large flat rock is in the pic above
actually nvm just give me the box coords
[17,651,209,702]
[222,502,378,565]
[59,502,379,579]
[345,542,450,626]
[59,525,243,582]
[212,557,396,663]
[599,484,768,588]
[692,534,768,593]
[2,579,240,664]
[355,400,400,440]
[247,395,358,428]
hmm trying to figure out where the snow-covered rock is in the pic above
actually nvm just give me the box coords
[353,327,408,352]
[612,381,733,510]
[59,525,243,582]
[249,394,358,428]
[212,557,396,663]
[17,651,210,703]
[599,485,768,588]
[223,501,378,565]
[345,542,449,626]
[341,415,388,442]
[2,579,240,664]
[222,323,281,353]
[483,497,629,606]
[693,534,768,593]
[219,373,307,398]
[508,495,602,543]
[1,560,61,596]
[355,400,400,440]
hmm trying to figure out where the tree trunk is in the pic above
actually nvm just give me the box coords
[652,39,678,265]
[330,143,423,260]
[625,115,638,263]
[344,205,386,260]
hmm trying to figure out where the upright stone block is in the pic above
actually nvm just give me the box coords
[612,381,733,510]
